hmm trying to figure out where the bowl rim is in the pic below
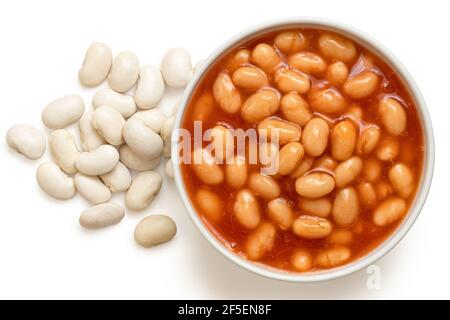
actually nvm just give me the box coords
[171,17,435,282]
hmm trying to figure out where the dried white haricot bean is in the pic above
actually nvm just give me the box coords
[6,124,46,160]
[36,162,75,200]
[130,108,167,133]
[78,42,112,86]
[79,203,124,229]
[48,129,80,174]
[126,171,162,211]
[74,173,111,204]
[108,51,140,93]
[91,105,126,146]
[42,95,85,129]
[134,65,165,109]
[161,116,174,158]
[161,47,193,88]
[92,88,137,118]
[165,159,174,178]
[99,162,132,192]
[76,144,119,175]
[119,145,161,171]
[79,111,105,151]
[123,118,163,160]
[134,215,177,248]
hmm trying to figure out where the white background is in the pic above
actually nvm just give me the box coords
[0,0,447,300]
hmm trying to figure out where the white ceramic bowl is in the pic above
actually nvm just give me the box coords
[172,17,435,282]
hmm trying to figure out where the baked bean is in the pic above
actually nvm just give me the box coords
[346,103,363,120]
[356,125,381,155]
[298,197,332,218]
[226,49,251,72]
[248,172,281,200]
[234,189,261,229]
[314,155,338,171]
[327,61,348,86]
[192,91,215,121]
[267,198,295,230]
[388,163,414,198]
[251,43,280,74]
[363,158,382,182]
[241,89,280,123]
[192,148,224,185]
[258,141,279,174]
[334,156,363,188]
[278,142,304,175]
[245,222,276,260]
[225,155,248,189]
[291,250,314,272]
[316,247,351,268]
[213,72,242,114]
[274,68,310,94]
[329,230,354,245]
[295,173,335,198]
[196,189,223,223]
[301,118,329,157]
[376,135,399,161]
[274,31,307,54]
[232,66,268,90]
[257,118,301,145]
[308,87,347,114]
[343,72,379,99]
[280,92,312,126]
[332,187,359,226]
[378,98,407,136]
[292,215,332,239]
[289,155,314,179]
[209,125,234,163]
[289,51,327,74]
[318,34,357,63]
[375,181,395,200]
[373,197,406,227]
[331,120,357,161]
[357,181,378,208]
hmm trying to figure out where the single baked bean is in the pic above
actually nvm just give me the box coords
[291,250,314,272]
[331,120,357,161]
[332,187,359,226]
[134,215,177,247]
[364,158,382,182]
[213,72,242,114]
[209,125,234,163]
[314,155,337,171]
[245,222,276,260]
[274,31,307,54]
[100,161,132,193]
[373,197,406,227]
[48,129,80,174]
[134,65,165,109]
[295,173,335,198]
[76,145,120,176]
[125,171,162,211]
[376,135,399,161]
[298,197,332,218]
[357,181,378,208]
[248,172,281,200]
[192,91,215,121]
[92,105,126,146]
[378,97,407,136]
[6,124,46,160]
[251,43,280,74]
[160,47,193,88]
[388,163,414,198]
[196,189,223,223]
[334,156,363,188]
[308,87,347,114]
[225,155,248,189]
[302,118,329,157]
[280,92,312,126]
[42,94,85,129]
[74,173,111,205]
[234,189,261,229]
[122,118,164,160]
[119,145,161,171]
[327,61,348,87]
[78,42,112,86]
[36,162,75,200]
[316,247,351,268]
[288,51,327,74]
[292,215,332,239]
[318,34,356,63]
[192,148,224,185]
[375,180,394,200]
[226,49,251,72]
[108,51,140,93]
[79,203,124,229]
[267,197,295,230]
[241,89,280,123]
[343,72,379,99]
[130,108,167,133]
[79,111,105,151]
[356,125,381,155]
[346,103,363,120]
[329,230,354,245]
[274,67,310,94]
[278,142,304,175]
[232,66,267,90]
[289,156,314,179]
[258,118,301,145]
[92,88,136,118]
[258,141,279,174]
